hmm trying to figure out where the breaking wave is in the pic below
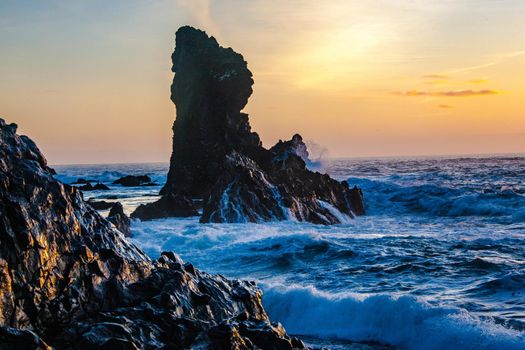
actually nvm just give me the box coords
[262,283,525,350]
[349,177,525,222]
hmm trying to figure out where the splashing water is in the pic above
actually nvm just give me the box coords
[55,156,525,349]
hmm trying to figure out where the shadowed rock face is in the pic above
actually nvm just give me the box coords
[133,26,365,224]
[161,26,261,199]
[0,118,305,349]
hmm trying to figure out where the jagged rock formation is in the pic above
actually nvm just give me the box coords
[131,193,198,220]
[0,118,305,349]
[133,26,365,224]
[107,202,131,237]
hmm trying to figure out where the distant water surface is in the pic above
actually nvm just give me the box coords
[54,155,525,350]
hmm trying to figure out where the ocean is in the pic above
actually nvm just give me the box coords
[54,155,525,350]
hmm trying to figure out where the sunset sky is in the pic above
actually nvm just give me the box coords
[1,0,524,164]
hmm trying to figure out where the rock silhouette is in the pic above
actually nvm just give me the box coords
[0,118,305,349]
[133,26,365,224]
[113,175,153,187]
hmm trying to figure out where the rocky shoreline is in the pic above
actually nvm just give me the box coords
[0,118,305,349]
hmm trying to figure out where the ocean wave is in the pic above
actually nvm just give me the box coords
[467,273,525,297]
[348,177,525,222]
[261,283,525,350]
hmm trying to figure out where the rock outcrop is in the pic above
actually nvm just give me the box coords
[107,202,131,237]
[113,175,154,187]
[131,193,198,220]
[132,26,365,224]
[0,118,305,349]
[87,199,115,210]
[75,183,110,191]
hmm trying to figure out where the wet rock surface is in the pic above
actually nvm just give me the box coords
[131,193,198,221]
[132,26,365,224]
[0,118,306,349]
[107,203,131,237]
[87,199,115,210]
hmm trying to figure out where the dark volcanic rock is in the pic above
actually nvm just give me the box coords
[131,193,198,221]
[107,203,131,237]
[134,26,365,224]
[72,178,95,185]
[0,118,305,349]
[93,183,110,191]
[160,25,261,199]
[87,199,115,210]
[113,175,152,187]
[201,151,289,223]
[76,183,109,191]
[77,183,93,191]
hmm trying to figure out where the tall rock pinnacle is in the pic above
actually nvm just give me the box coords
[162,26,261,198]
[133,26,365,224]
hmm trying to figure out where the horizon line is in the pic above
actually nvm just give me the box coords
[49,151,525,167]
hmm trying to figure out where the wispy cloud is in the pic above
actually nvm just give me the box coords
[467,79,488,84]
[394,90,499,97]
[423,74,449,79]
[175,0,221,39]
[438,104,453,108]
[447,50,525,74]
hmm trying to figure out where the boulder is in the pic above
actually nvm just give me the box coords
[72,178,95,184]
[107,202,131,237]
[93,183,110,190]
[113,175,152,187]
[0,118,305,349]
[87,199,115,210]
[77,183,94,191]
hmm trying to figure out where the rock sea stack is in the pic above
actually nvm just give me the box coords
[0,118,305,349]
[132,26,365,224]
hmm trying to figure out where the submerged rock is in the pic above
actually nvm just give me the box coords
[76,183,110,191]
[93,183,110,190]
[113,175,153,187]
[0,118,305,349]
[107,202,131,237]
[87,199,115,210]
[133,26,365,224]
[72,178,95,184]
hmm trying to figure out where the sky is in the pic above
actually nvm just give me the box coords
[1,0,524,164]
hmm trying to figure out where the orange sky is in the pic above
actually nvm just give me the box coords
[1,0,524,164]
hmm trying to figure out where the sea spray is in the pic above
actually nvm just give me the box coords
[261,283,525,350]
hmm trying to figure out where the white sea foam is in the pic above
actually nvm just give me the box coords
[57,157,525,349]
[261,283,525,350]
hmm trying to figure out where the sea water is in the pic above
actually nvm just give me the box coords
[54,156,525,349]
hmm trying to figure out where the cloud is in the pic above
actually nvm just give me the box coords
[175,0,221,38]
[438,104,453,108]
[467,79,488,84]
[423,74,449,79]
[447,50,525,74]
[394,89,499,97]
